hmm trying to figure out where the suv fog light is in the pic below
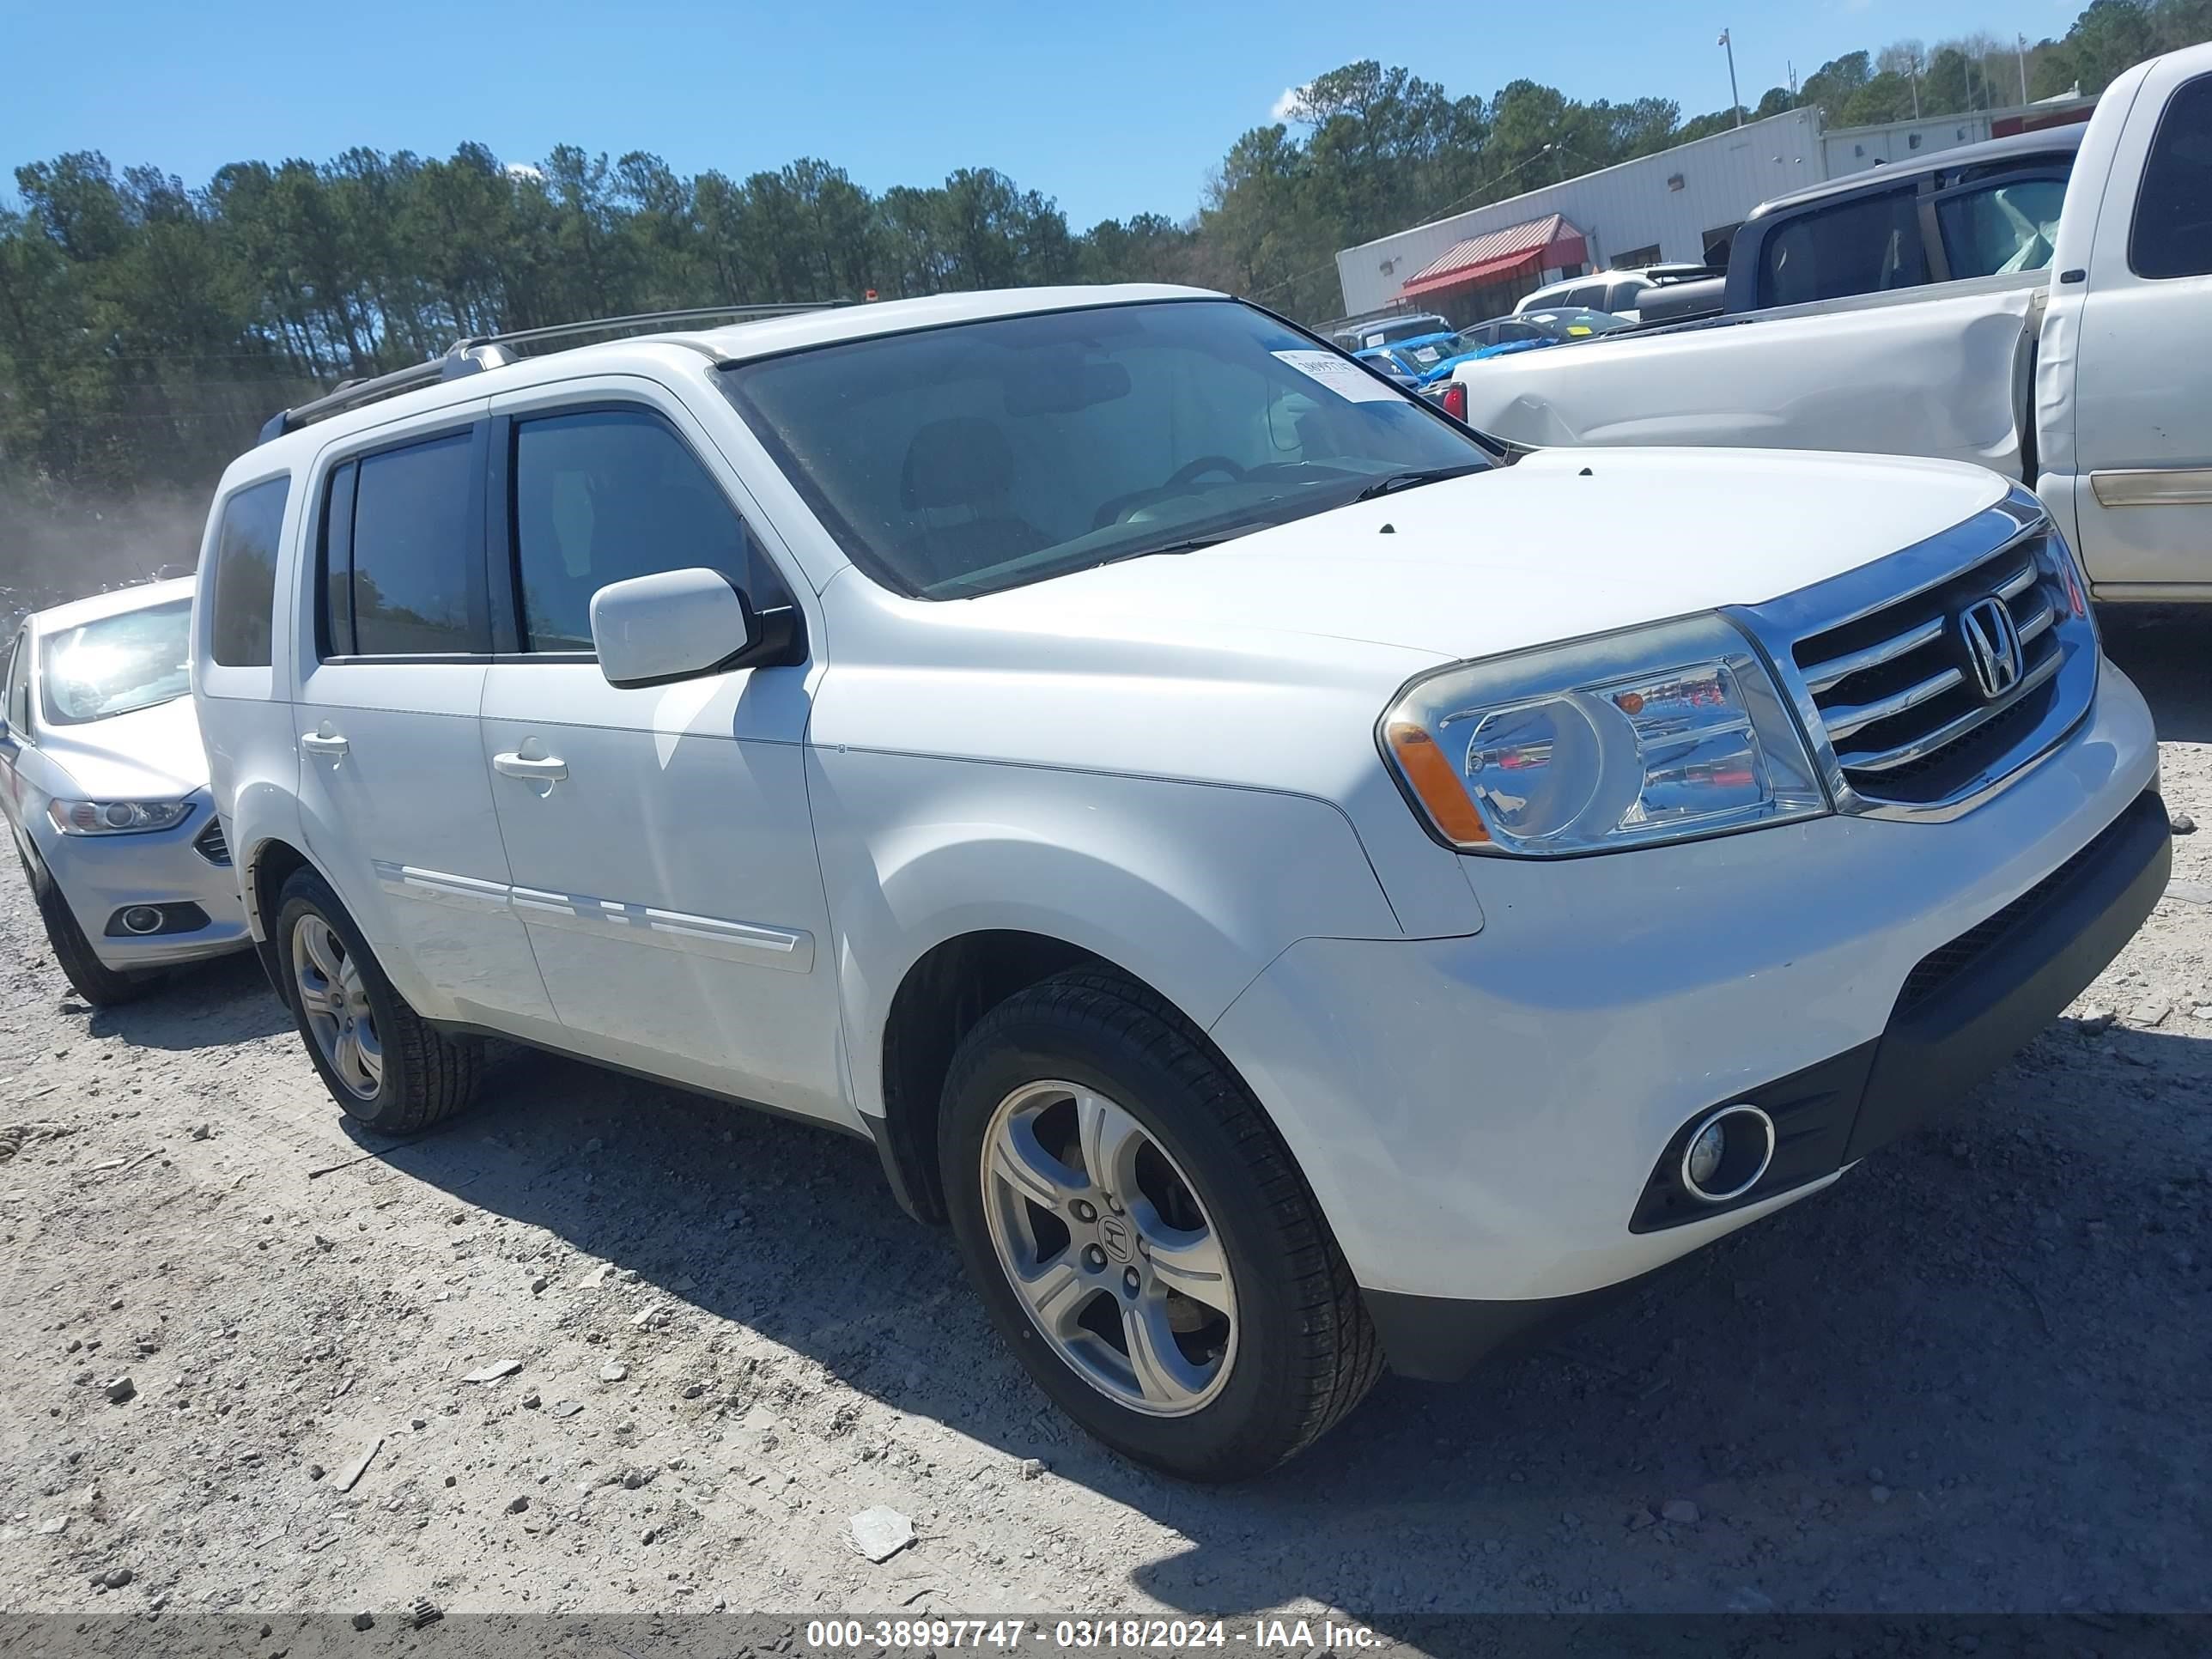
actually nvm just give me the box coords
[1680,1103,1776,1203]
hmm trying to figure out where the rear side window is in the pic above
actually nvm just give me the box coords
[510,409,785,653]
[1936,177,2068,277]
[1562,283,1607,309]
[325,431,488,656]
[1759,189,1929,307]
[2131,73,2212,279]
[208,477,290,668]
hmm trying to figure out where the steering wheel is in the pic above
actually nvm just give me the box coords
[1164,455,1248,489]
[1091,455,1254,530]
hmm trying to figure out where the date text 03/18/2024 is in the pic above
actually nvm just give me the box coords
[801,1619,1383,1650]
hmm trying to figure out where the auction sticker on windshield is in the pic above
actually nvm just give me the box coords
[1273,349,1401,402]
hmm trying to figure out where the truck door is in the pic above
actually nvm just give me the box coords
[2062,63,2212,597]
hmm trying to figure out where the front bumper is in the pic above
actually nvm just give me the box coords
[1208,664,2163,1371]
[33,805,251,970]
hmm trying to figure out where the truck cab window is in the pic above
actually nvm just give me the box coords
[2131,72,2212,279]
[1759,190,1929,308]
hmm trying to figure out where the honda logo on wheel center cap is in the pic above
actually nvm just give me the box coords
[1097,1213,1136,1263]
[1959,597,2024,700]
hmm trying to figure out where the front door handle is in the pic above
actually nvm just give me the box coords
[493,750,569,783]
[301,729,349,758]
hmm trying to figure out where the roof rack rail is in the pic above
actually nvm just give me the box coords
[255,301,840,446]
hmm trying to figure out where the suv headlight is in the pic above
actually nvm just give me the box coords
[1381,615,1827,856]
[48,799,195,836]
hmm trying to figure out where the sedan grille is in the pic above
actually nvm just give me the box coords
[1734,499,2098,819]
[193,817,232,866]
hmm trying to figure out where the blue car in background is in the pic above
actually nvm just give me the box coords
[1354,331,1461,382]
[1415,307,1627,384]
[1352,348,1423,390]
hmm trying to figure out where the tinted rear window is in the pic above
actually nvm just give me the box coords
[209,477,290,668]
[335,432,488,655]
[1759,189,1929,307]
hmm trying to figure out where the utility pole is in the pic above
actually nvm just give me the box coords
[1908,48,1921,119]
[2016,33,2030,105]
[1719,28,1742,126]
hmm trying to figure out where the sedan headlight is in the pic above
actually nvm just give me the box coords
[47,799,195,836]
[1381,615,1827,856]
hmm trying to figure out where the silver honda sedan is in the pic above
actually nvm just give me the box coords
[1,578,248,1004]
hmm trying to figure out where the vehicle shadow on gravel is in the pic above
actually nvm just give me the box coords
[363,1010,2209,1618]
[79,950,292,1049]
[2100,608,2212,744]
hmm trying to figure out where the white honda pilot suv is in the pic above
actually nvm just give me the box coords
[191,286,2167,1481]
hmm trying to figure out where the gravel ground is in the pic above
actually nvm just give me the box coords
[0,614,2205,1630]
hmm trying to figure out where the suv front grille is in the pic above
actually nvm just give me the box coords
[1735,497,2098,820]
[193,817,231,866]
[1793,538,2066,805]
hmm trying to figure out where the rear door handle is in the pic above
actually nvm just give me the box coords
[493,751,569,783]
[300,731,349,757]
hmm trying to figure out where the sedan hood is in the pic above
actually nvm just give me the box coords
[975,447,2010,664]
[35,694,209,801]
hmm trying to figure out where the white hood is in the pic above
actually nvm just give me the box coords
[816,445,2014,805]
[35,694,210,801]
[963,446,2009,664]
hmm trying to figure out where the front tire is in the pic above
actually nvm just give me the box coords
[939,969,1381,1481]
[23,852,143,1007]
[275,868,480,1133]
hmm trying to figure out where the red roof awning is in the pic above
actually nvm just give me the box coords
[1400,212,1589,300]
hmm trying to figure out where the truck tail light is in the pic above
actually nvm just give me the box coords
[1439,382,1468,421]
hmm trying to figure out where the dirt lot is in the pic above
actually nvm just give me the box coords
[0,616,2206,1630]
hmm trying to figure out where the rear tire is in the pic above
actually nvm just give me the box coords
[275,867,480,1133]
[939,969,1381,1482]
[24,853,143,1007]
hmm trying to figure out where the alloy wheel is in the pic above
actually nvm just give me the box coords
[292,915,383,1101]
[980,1079,1237,1416]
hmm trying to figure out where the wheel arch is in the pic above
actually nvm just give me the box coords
[872,929,1241,1224]
[240,834,315,1006]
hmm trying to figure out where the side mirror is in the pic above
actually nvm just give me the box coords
[588,568,803,690]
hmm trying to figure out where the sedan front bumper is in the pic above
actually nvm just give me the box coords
[35,804,250,971]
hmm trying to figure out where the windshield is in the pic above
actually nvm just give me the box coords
[720,299,1493,599]
[39,598,193,726]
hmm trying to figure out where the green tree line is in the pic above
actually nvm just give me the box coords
[1,0,2205,600]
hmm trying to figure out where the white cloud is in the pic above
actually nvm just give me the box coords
[504,161,544,182]
[1271,85,1309,123]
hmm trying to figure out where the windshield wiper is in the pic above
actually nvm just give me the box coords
[1093,534,1236,568]
[1352,463,1487,501]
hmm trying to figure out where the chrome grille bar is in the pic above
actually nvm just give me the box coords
[1833,627,2064,772]
[1821,664,1966,742]
[1800,617,1947,696]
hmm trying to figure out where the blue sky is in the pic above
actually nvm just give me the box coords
[2,0,2084,227]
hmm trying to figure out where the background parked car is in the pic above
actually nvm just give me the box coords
[1417,307,1629,383]
[1327,310,1453,351]
[1354,332,1460,380]
[0,577,248,1004]
[1352,347,1424,390]
[1514,264,1721,321]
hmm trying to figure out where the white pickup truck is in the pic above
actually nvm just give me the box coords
[1455,42,2212,605]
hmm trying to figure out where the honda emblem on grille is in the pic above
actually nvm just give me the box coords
[1959,597,2024,700]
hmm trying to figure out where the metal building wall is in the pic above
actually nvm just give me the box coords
[1334,110,1823,319]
